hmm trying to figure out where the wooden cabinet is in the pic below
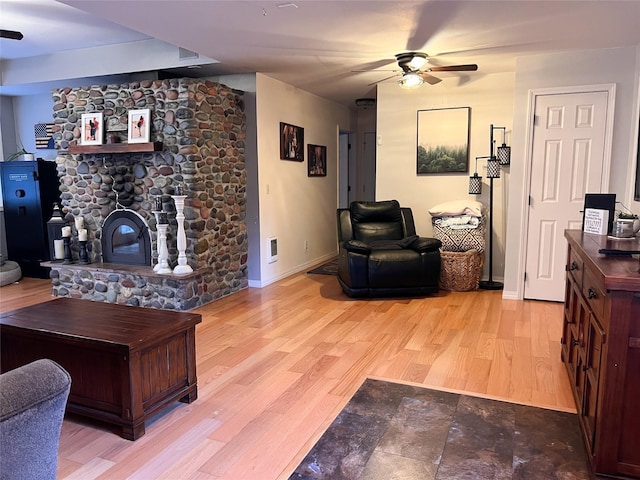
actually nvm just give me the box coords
[1,298,201,440]
[562,230,640,478]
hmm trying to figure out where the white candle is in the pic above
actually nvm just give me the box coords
[54,239,65,259]
[61,226,71,237]
[78,228,88,241]
[75,216,84,230]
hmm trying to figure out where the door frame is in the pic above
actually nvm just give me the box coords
[515,83,616,300]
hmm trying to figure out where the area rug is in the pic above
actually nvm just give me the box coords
[289,379,591,480]
[307,259,338,276]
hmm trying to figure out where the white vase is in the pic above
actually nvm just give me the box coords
[23,153,34,161]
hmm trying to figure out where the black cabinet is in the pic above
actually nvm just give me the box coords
[0,160,60,277]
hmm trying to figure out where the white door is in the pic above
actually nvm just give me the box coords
[524,91,610,301]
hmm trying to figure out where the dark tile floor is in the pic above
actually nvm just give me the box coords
[289,379,593,480]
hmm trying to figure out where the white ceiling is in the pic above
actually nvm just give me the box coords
[1,0,640,107]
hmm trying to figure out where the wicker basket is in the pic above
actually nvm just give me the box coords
[439,249,484,291]
[432,216,486,253]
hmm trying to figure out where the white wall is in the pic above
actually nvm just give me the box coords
[376,72,516,281]
[254,73,351,286]
[504,46,640,297]
[205,74,261,284]
[12,94,57,160]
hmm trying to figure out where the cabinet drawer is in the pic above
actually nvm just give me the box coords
[582,267,606,320]
[566,248,583,288]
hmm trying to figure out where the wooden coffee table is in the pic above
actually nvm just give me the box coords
[0,297,201,440]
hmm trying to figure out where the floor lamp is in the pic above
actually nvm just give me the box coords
[468,124,511,290]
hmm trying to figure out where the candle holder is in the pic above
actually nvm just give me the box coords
[171,195,193,275]
[62,236,73,264]
[152,210,163,272]
[78,240,90,265]
[154,223,172,274]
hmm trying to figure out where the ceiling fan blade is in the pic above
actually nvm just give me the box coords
[406,2,458,51]
[429,64,478,72]
[367,74,398,86]
[421,73,442,85]
[0,29,23,40]
[351,69,398,73]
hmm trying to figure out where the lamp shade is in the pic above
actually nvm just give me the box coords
[487,158,501,178]
[397,72,424,88]
[497,144,511,165]
[469,173,483,194]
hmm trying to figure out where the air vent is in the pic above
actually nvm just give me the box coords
[355,98,376,109]
[267,237,278,263]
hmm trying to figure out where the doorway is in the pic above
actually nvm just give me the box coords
[523,86,614,301]
[363,132,376,201]
[338,132,351,208]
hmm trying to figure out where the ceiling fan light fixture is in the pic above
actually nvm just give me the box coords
[397,72,424,89]
[407,53,428,70]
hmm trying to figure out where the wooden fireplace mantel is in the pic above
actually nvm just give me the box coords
[41,261,210,280]
[68,142,163,155]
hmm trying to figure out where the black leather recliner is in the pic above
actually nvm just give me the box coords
[337,200,442,298]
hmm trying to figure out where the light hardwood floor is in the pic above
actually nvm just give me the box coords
[0,272,576,480]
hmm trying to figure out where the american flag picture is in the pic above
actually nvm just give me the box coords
[35,122,54,149]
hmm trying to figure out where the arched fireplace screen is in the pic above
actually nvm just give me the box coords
[102,210,151,266]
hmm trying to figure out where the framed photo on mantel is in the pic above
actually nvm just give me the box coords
[128,109,150,144]
[81,113,103,145]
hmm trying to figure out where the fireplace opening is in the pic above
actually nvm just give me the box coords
[101,209,151,266]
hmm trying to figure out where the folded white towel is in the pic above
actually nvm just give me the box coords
[435,215,480,229]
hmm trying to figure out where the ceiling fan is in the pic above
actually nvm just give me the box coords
[0,30,24,40]
[367,52,478,88]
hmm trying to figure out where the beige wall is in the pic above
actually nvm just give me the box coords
[376,72,516,281]
[504,46,640,298]
[254,73,351,286]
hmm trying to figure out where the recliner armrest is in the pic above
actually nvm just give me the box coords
[344,239,372,255]
[410,237,442,253]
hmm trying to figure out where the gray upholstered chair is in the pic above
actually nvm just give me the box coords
[1,359,71,480]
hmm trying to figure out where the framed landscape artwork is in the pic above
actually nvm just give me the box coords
[417,107,470,174]
[308,144,327,177]
[81,113,103,145]
[128,109,150,144]
[280,122,304,161]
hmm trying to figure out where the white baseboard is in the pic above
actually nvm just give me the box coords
[248,252,337,289]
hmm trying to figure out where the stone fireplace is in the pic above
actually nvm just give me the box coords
[46,78,248,311]
[101,209,151,265]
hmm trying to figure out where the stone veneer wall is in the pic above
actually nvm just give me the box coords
[49,78,248,310]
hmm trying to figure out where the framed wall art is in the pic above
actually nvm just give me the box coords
[280,122,304,161]
[417,107,470,174]
[80,112,103,145]
[34,122,54,149]
[128,109,150,144]
[308,144,327,177]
